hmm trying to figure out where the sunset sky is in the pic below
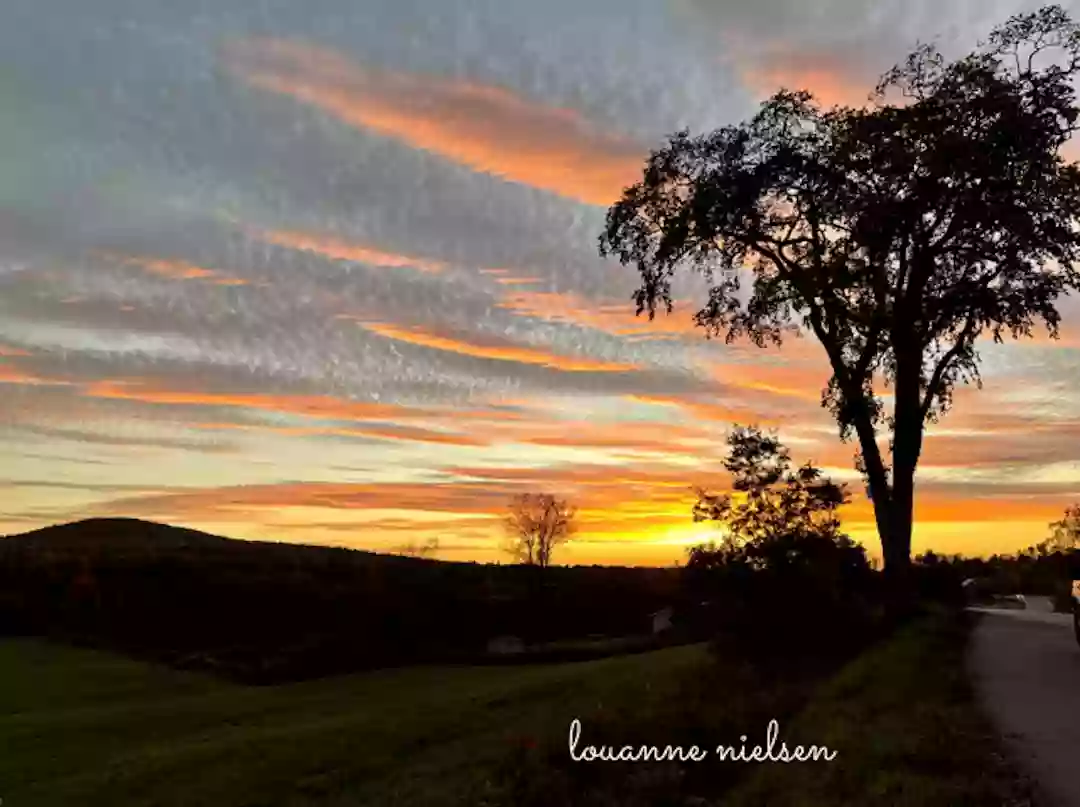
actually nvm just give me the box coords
[3,0,1080,565]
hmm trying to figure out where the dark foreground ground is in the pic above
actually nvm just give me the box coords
[0,611,1035,807]
[0,639,711,806]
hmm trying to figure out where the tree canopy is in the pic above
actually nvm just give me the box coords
[600,5,1080,574]
[1047,503,1080,552]
[692,425,848,548]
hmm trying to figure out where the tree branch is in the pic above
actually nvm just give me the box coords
[920,317,980,420]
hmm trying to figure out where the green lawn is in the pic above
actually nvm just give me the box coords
[1,613,1031,807]
[0,639,709,807]
[722,612,1035,807]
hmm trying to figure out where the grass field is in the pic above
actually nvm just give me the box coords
[723,612,1035,807]
[1,613,1030,807]
[0,638,714,807]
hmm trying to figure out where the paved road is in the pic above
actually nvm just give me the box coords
[969,608,1080,806]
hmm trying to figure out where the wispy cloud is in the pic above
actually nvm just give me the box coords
[260,229,447,274]
[92,480,510,519]
[18,423,236,454]
[102,253,250,286]
[81,380,438,422]
[356,321,641,373]
[222,38,645,206]
[626,394,793,428]
[199,419,488,447]
[0,360,73,387]
[495,290,708,341]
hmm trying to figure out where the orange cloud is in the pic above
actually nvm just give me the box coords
[102,253,249,286]
[357,321,639,373]
[447,462,721,498]
[126,256,215,280]
[496,290,708,341]
[78,379,533,436]
[478,417,717,457]
[739,51,874,107]
[709,360,827,404]
[82,380,438,422]
[198,419,486,447]
[93,481,509,520]
[260,229,447,273]
[0,361,73,387]
[223,38,644,206]
[627,393,790,427]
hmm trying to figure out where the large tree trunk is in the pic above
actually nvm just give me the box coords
[849,405,895,567]
[833,344,922,586]
[883,352,926,613]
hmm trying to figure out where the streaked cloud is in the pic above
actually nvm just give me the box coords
[222,38,645,206]
[260,229,447,274]
[495,290,709,342]
[0,359,73,387]
[101,253,250,286]
[199,419,488,448]
[77,380,488,427]
[357,321,642,373]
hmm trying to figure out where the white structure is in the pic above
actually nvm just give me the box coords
[487,635,525,655]
[650,607,674,635]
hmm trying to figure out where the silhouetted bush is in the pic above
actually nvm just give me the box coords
[912,551,966,606]
[685,530,881,671]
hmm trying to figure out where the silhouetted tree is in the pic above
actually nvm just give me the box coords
[1048,503,1080,552]
[692,426,848,547]
[687,426,866,592]
[685,427,874,660]
[396,537,440,559]
[503,493,575,568]
[600,5,1080,582]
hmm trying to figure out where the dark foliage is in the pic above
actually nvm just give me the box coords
[692,425,848,542]
[909,551,969,607]
[0,519,678,682]
[686,535,880,670]
[918,546,1080,605]
[684,427,881,668]
[600,4,1080,576]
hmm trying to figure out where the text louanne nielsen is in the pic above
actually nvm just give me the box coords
[568,719,838,763]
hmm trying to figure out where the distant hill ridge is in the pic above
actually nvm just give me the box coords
[0,518,237,552]
[0,518,444,565]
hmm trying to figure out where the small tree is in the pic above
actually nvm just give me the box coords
[687,426,866,584]
[692,426,849,548]
[600,5,1080,580]
[503,493,575,568]
[1048,503,1080,552]
[686,427,874,659]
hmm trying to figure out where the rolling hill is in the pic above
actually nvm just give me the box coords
[0,518,681,681]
